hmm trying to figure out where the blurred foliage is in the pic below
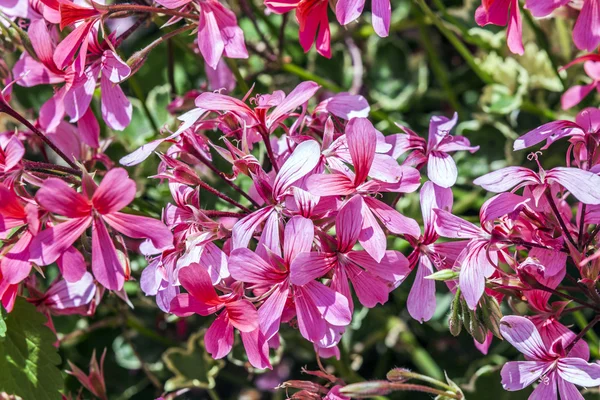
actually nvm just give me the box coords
[3,0,600,398]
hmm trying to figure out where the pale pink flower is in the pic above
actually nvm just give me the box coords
[513,107,600,151]
[387,113,479,188]
[500,315,600,398]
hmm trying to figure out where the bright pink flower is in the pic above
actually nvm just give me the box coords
[0,184,40,300]
[560,55,600,109]
[290,195,410,311]
[335,0,390,37]
[14,20,131,132]
[265,0,331,58]
[229,216,352,348]
[169,262,270,369]
[0,134,24,184]
[387,113,479,188]
[500,315,600,398]
[29,169,173,290]
[307,118,421,261]
[475,0,524,55]
[526,0,600,51]
[156,0,248,69]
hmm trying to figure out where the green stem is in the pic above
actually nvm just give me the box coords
[392,370,455,392]
[417,18,465,118]
[225,58,250,94]
[207,389,221,400]
[415,0,493,85]
[281,63,343,92]
[572,311,600,358]
[522,8,565,87]
[396,319,444,380]
[127,75,161,136]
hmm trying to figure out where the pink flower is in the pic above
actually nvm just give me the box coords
[265,0,331,58]
[0,134,24,183]
[290,195,411,311]
[433,208,498,309]
[169,262,270,369]
[14,20,132,132]
[387,113,479,188]
[475,0,524,55]
[156,0,248,69]
[514,107,600,151]
[229,216,352,348]
[473,164,600,205]
[335,0,390,37]
[29,168,173,290]
[526,0,600,51]
[500,315,600,398]
[405,181,465,322]
[560,55,600,109]
[307,118,421,261]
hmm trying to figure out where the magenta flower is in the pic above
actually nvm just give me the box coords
[169,262,270,369]
[30,168,173,291]
[307,118,421,261]
[526,0,600,51]
[560,55,600,109]
[0,134,24,184]
[335,0,390,37]
[265,0,331,58]
[290,195,411,311]
[14,20,132,131]
[475,0,523,55]
[500,315,600,398]
[155,0,248,69]
[229,216,352,348]
[513,107,600,151]
[387,113,479,188]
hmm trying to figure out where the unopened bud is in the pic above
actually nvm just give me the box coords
[126,50,149,75]
[425,269,459,281]
[480,295,503,339]
[339,381,392,398]
[470,308,488,344]
[386,368,411,383]
[448,289,462,337]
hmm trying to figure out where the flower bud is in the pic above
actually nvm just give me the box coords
[339,381,393,398]
[448,290,462,337]
[386,368,411,382]
[480,295,503,339]
[425,269,459,281]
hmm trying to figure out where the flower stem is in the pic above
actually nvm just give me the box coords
[0,103,79,170]
[544,190,577,249]
[565,315,600,355]
[101,4,199,20]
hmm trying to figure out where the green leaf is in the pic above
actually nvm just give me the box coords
[162,331,223,392]
[0,298,64,400]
